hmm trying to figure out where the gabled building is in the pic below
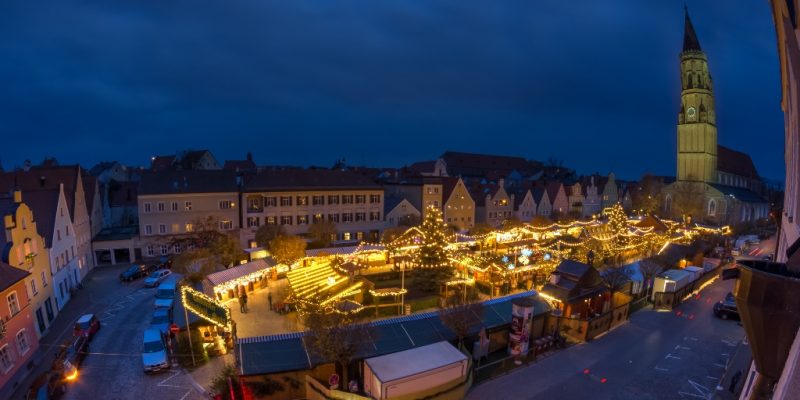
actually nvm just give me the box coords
[582,176,602,217]
[600,172,619,209]
[442,177,475,230]
[83,176,104,238]
[565,182,585,218]
[511,188,536,222]
[472,180,514,228]
[151,149,221,171]
[223,152,257,173]
[0,192,58,337]
[0,262,38,399]
[241,168,384,245]
[546,182,569,218]
[407,159,448,177]
[383,177,444,220]
[384,197,420,227]
[533,187,551,217]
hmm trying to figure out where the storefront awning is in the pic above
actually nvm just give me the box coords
[206,259,275,288]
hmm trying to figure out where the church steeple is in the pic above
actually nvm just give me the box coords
[676,6,717,184]
[683,6,702,52]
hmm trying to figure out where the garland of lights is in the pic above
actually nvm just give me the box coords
[181,286,232,329]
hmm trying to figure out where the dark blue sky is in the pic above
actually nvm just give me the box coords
[0,1,784,181]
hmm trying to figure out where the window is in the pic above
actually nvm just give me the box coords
[312,196,325,206]
[171,202,179,212]
[248,197,261,210]
[219,220,233,230]
[280,196,292,207]
[328,214,340,223]
[355,212,366,222]
[296,196,309,206]
[144,203,152,213]
[174,244,181,254]
[327,195,339,205]
[313,213,324,223]
[708,199,717,216]
[342,213,354,223]
[160,245,168,255]
[157,202,165,212]
[266,216,277,225]
[370,194,380,204]
[146,246,154,257]
[297,215,309,225]
[280,216,293,225]
[0,345,12,372]
[219,200,233,209]
[355,195,366,204]
[56,230,61,240]
[356,232,364,241]
[7,292,20,315]
[185,201,193,211]
[264,197,277,207]
[343,232,351,241]
[370,212,381,221]
[65,226,70,236]
[41,271,47,287]
[342,195,354,204]
[185,223,193,232]
[159,224,166,234]
[30,279,37,295]
[16,330,30,355]
[247,216,260,228]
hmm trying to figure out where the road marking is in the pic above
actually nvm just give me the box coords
[678,380,713,399]
[684,336,698,341]
[706,376,718,380]
[714,363,726,368]
[158,370,186,388]
[675,345,691,351]
[178,390,193,400]
[655,366,669,371]
[721,339,737,347]
[665,353,681,360]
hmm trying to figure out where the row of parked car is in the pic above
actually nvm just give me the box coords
[118,259,173,284]
[142,274,179,373]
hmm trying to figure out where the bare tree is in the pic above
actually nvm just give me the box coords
[669,182,705,222]
[600,264,633,305]
[300,300,376,386]
[638,259,663,299]
[439,300,485,350]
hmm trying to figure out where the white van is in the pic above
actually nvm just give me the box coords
[142,328,169,373]
[154,278,178,310]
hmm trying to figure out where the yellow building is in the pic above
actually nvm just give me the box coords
[0,191,57,338]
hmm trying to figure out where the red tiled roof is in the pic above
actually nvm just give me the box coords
[243,168,380,192]
[0,166,83,217]
[717,145,759,179]
[19,190,60,247]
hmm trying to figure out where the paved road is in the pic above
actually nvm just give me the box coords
[11,265,204,400]
[467,277,744,400]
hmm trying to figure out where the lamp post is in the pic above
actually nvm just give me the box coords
[400,260,406,313]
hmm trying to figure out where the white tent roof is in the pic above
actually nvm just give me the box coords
[365,341,466,383]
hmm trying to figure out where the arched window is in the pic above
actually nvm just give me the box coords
[708,199,716,216]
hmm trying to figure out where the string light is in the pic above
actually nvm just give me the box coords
[181,286,232,329]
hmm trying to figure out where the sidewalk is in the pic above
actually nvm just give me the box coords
[713,334,752,399]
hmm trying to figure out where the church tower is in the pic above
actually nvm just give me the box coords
[676,7,717,183]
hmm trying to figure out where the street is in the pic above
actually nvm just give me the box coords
[467,277,745,400]
[11,265,204,400]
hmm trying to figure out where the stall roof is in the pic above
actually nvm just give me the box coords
[305,244,384,258]
[365,341,466,383]
[237,291,550,376]
[205,259,274,287]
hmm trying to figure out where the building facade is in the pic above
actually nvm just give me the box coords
[241,169,384,244]
[138,170,240,258]
[0,262,38,399]
[473,181,514,228]
[442,177,475,230]
[0,192,57,338]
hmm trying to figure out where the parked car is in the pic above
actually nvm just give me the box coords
[154,279,178,310]
[26,371,67,400]
[713,292,740,320]
[157,257,173,270]
[142,328,169,373]
[144,270,172,288]
[150,309,172,337]
[73,314,100,340]
[55,335,89,382]
[119,264,153,282]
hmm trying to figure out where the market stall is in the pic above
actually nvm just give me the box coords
[203,258,276,301]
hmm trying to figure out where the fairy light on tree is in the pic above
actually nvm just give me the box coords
[415,205,451,268]
[604,203,630,247]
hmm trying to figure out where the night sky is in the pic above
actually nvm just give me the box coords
[0,1,784,181]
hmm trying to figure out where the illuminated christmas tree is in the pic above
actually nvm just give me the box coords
[415,205,451,268]
[603,202,630,247]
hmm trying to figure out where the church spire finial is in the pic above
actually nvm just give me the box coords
[683,5,702,52]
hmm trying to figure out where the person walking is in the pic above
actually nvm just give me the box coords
[238,295,245,313]
[242,291,249,313]
[268,292,273,311]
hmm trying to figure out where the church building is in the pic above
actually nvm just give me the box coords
[662,8,770,226]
